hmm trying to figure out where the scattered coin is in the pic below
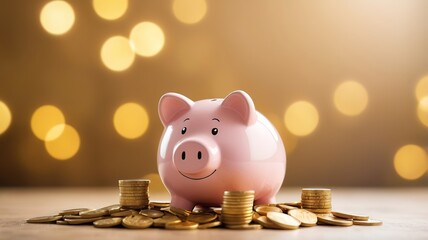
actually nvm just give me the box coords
[93,217,123,228]
[331,211,369,221]
[187,212,217,223]
[317,215,353,226]
[59,208,90,216]
[122,214,153,229]
[165,221,199,230]
[277,204,298,212]
[140,209,164,218]
[254,216,282,229]
[353,219,383,226]
[287,209,317,227]
[110,209,137,217]
[149,201,170,209]
[56,220,69,225]
[254,205,283,215]
[267,212,301,230]
[153,214,181,227]
[26,215,63,223]
[65,217,104,225]
[198,221,222,229]
[79,209,109,218]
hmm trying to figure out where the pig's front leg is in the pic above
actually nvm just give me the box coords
[170,194,195,210]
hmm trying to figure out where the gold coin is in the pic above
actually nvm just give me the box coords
[140,209,164,219]
[118,179,150,184]
[98,204,121,211]
[287,209,317,227]
[198,221,222,229]
[302,188,331,192]
[153,214,181,227]
[224,190,255,195]
[108,205,123,214]
[223,195,253,199]
[26,215,63,223]
[122,214,153,229]
[59,208,90,216]
[317,215,353,226]
[211,208,222,214]
[187,212,217,223]
[226,224,262,230]
[301,195,332,200]
[165,221,199,230]
[253,216,281,229]
[65,217,103,224]
[170,206,192,217]
[149,201,170,208]
[305,208,332,214]
[252,211,260,221]
[277,204,298,212]
[331,211,369,221]
[111,210,138,217]
[277,202,302,207]
[266,212,301,230]
[56,220,69,225]
[93,217,123,228]
[79,209,109,218]
[254,206,283,215]
[353,219,382,226]
[62,214,83,219]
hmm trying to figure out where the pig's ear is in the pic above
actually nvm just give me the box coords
[221,90,257,125]
[158,93,193,126]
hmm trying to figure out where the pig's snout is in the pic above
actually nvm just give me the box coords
[173,137,220,179]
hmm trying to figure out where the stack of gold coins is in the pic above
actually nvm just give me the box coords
[118,179,150,209]
[301,188,331,214]
[221,190,255,227]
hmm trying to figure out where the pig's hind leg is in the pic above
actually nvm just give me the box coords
[170,195,195,211]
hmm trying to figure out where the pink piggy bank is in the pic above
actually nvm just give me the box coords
[157,90,286,210]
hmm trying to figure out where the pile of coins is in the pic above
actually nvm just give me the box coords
[220,191,259,229]
[27,185,382,230]
[119,179,150,209]
[301,188,331,214]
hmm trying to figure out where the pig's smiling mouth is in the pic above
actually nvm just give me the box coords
[178,170,217,180]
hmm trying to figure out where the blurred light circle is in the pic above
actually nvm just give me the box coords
[114,102,149,139]
[284,101,319,136]
[394,144,428,181]
[92,0,128,20]
[0,101,12,135]
[40,0,75,35]
[417,96,428,127]
[416,75,428,101]
[129,22,165,57]
[334,81,369,116]
[172,0,207,24]
[45,124,80,160]
[101,36,135,71]
[31,105,65,141]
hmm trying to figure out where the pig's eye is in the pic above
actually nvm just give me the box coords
[211,128,218,135]
[181,127,187,135]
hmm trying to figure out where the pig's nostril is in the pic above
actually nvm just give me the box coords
[197,151,202,160]
[181,151,186,160]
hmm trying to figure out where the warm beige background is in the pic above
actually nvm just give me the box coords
[0,0,427,187]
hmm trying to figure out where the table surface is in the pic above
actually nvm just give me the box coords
[1,187,427,240]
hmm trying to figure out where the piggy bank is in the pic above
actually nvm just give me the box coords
[157,90,286,210]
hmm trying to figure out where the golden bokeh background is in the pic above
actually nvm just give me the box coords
[0,0,427,188]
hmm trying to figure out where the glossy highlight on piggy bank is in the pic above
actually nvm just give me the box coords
[157,90,286,210]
